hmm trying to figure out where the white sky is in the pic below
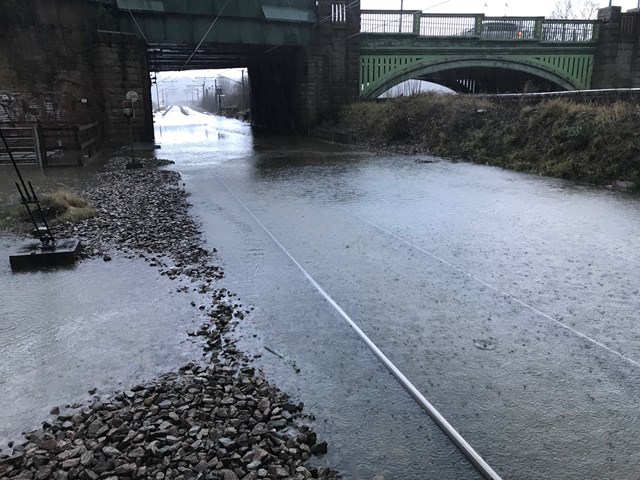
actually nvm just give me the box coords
[361,0,638,17]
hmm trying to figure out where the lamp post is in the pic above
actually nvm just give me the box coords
[399,0,403,33]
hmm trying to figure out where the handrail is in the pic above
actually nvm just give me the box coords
[360,10,599,42]
[360,9,421,14]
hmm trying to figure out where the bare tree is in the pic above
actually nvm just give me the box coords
[550,0,600,19]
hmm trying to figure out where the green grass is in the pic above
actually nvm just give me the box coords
[340,94,640,187]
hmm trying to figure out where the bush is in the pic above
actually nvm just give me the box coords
[340,94,640,186]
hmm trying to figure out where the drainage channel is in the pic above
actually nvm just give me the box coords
[215,174,503,480]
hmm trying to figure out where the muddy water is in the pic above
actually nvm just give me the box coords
[156,109,640,479]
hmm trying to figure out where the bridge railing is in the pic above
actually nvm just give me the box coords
[541,19,599,42]
[360,10,599,42]
[360,10,421,34]
[415,13,479,37]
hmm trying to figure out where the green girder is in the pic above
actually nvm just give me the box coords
[360,52,596,97]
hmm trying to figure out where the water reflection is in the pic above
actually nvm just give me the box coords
[0,237,201,452]
[160,115,640,479]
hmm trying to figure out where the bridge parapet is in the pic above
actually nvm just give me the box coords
[361,10,599,43]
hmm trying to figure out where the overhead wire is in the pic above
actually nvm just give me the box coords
[182,0,233,70]
[127,8,150,44]
[263,0,360,54]
[423,0,455,10]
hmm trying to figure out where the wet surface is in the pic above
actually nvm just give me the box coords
[0,234,202,451]
[0,160,111,208]
[157,108,640,479]
[2,106,639,479]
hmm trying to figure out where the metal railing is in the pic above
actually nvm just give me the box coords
[360,10,599,42]
[360,9,419,34]
[541,20,599,42]
[0,125,43,167]
[416,14,478,37]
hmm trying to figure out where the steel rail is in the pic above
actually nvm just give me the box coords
[349,210,640,371]
[214,174,503,480]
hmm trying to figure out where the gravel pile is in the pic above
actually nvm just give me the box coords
[56,157,222,284]
[1,158,337,480]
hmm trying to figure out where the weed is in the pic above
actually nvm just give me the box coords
[340,95,640,186]
[0,187,94,232]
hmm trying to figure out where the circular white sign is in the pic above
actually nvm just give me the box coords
[125,90,139,102]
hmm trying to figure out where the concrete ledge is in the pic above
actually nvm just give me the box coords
[9,238,81,271]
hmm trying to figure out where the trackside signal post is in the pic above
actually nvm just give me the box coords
[124,91,143,170]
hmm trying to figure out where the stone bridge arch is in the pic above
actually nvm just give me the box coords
[360,55,595,97]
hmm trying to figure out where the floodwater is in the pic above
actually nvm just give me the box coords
[0,240,203,451]
[1,106,639,479]
[0,160,110,208]
[156,108,640,480]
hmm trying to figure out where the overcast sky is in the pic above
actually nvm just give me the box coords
[360,0,638,17]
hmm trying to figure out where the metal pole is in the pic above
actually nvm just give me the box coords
[129,116,135,165]
[0,127,32,201]
[14,182,44,241]
[241,69,246,112]
[399,0,403,33]
[155,80,160,109]
[1,126,54,243]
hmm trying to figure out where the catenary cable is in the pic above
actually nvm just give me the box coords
[182,0,233,70]
[127,8,150,44]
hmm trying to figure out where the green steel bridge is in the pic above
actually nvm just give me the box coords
[3,0,634,143]
[359,10,600,96]
[112,3,600,95]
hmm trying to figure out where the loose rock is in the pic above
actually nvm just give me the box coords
[0,157,337,479]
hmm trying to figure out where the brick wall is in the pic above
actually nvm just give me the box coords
[0,0,98,124]
[248,1,361,132]
[0,0,153,145]
[592,7,640,89]
[297,0,361,129]
[93,31,154,145]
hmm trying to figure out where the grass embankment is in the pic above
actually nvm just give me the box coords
[0,188,94,231]
[341,94,640,187]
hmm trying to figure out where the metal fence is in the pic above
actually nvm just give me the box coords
[417,14,478,37]
[541,20,599,42]
[0,125,43,167]
[360,10,418,34]
[360,10,599,42]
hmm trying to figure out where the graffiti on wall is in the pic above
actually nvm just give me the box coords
[0,91,65,124]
